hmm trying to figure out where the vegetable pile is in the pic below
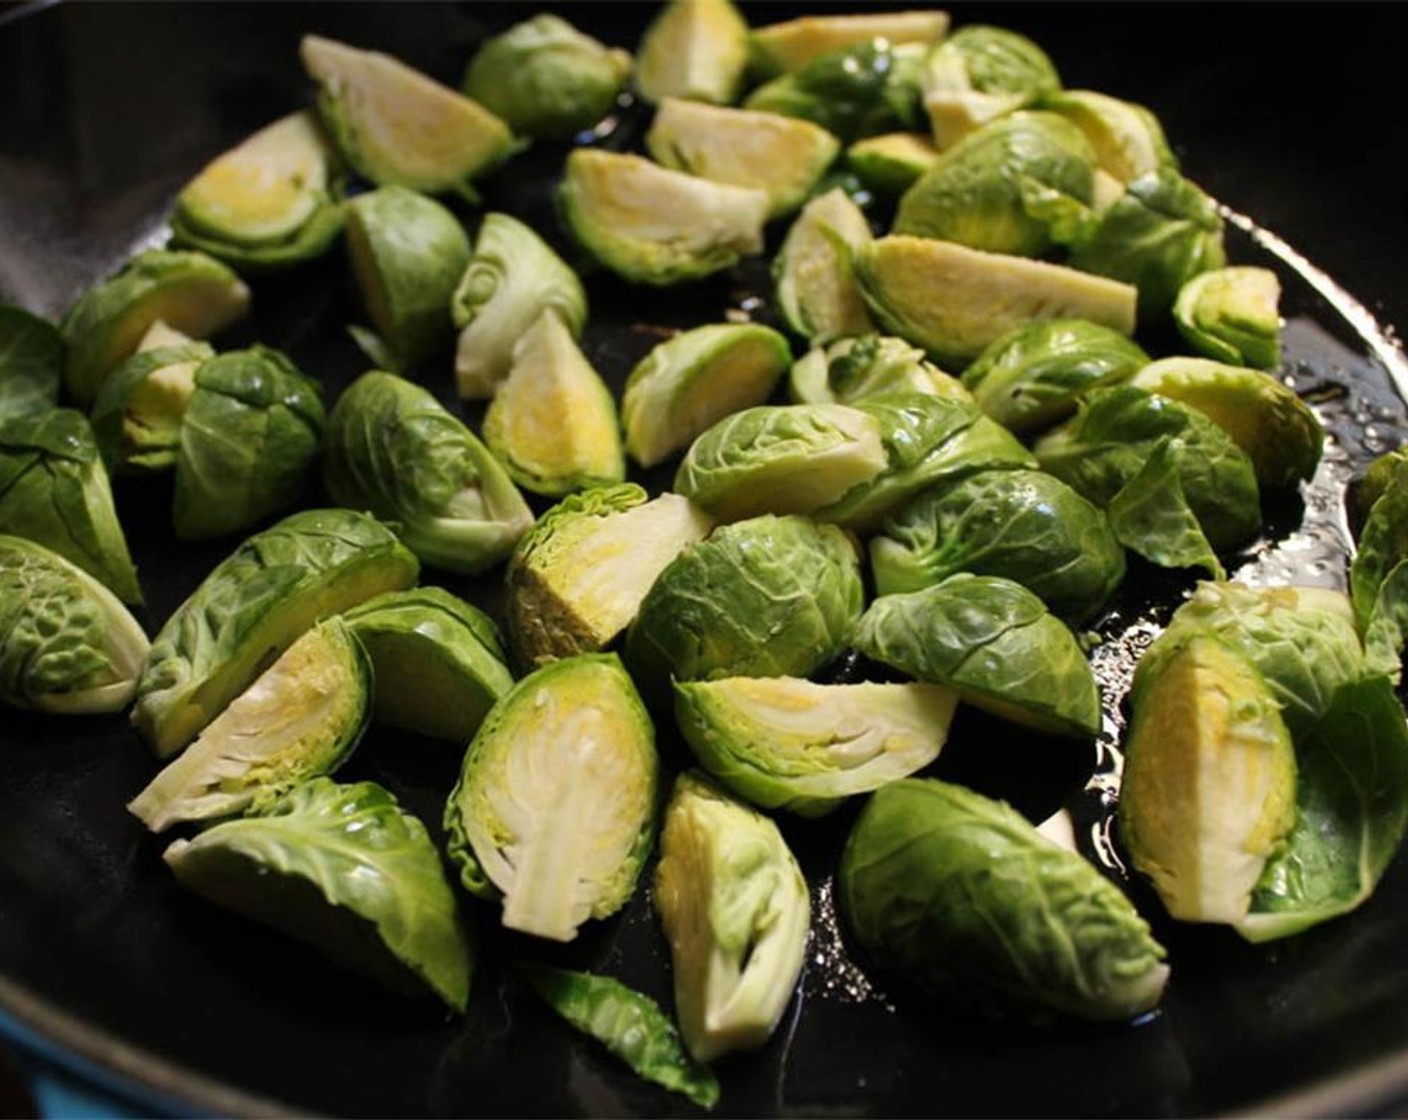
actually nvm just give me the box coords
[3,1,1408,1110]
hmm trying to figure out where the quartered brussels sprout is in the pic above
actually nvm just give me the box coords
[621,322,791,468]
[635,0,750,106]
[749,10,950,78]
[1173,266,1282,369]
[452,211,587,400]
[1039,89,1177,185]
[920,25,1061,149]
[854,235,1137,366]
[0,305,62,421]
[773,187,876,345]
[444,654,658,942]
[343,586,514,742]
[59,250,250,408]
[323,371,533,575]
[839,778,1169,1022]
[482,312,623,496]
[170,111,345,272]
[790,334,968,405]
[0,409,141,605]
[654,772,810,1062]
[504,484,713,670]
[301,34,513,197]
[960,317,1149,435]
[128,618,369,832]
[1129,357,1320,488]
[845,131,941,197]
[1120,633,1297,924]
[674,676,958,815]
[893,111,1096,257]
[0,536,149,715]
[674,403,887,520]
[871,469,1126,623]
[559,150,770,287]
[90,328,213,475]
[462,14,631,141]
[646,98,840,219]
[165,777,474,1011]
[134,508,418,758]
[854,574,1102,739]
[346,186,470,370]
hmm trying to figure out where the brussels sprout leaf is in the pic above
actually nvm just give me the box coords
[0,306,63,420]
[1107,438,1224,578]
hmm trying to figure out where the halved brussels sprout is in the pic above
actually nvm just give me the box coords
[960,317,1149,435]
[772,187,876,344]
[1039,89,1177,185]
[482,312,623,496]
[505,484,713,670]
[452,211,588,400]
[343,586,514,742]
[0,535,149,715]
[301,34,513,197]
[0,409,141,605]
[323,371,533,575]
[128,618,369,832]
[0,305,62,421]
[1173,266,1282,370]
[845,131,941,197]
[789,334,968,405]
[90,331,213,474]
[559,149,769,287]
[346,186,470,370]
[621,322,791,468]
[443,653,658,942]
[134,508,419,758]
[165,777,474,1011]
[749,10,950,78]
[855,235,1137,366]
[635,0,750,106]
[838,778,1169,1022]
[1120,633,1297,924]
[674,676,958,815]
[654,772,809,1062]
[921,25,1061,149]
[674,403,887,520]
[59,250,250,408]
[462,14,631,141]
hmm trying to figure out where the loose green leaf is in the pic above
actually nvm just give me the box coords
[0,305,63,420]
[1106,438,1224,578]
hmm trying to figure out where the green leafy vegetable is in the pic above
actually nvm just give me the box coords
[0,305,63,420]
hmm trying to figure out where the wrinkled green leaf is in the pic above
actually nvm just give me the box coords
[0,305,63,420]
[1107,438,1224,578]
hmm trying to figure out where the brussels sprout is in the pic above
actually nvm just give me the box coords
[559,149,769,287]
[170,111,345,272]
[1068,167,1226,321]
[624,514,863,702]
[1039,89,1177,185]
[482,312,623,496]
[621,322,791,468]
[854,574,1102,738]
[1120,633,1297,924]
[165,777,474,1011]
[89,331,213,474]
[0,536,149,715]
[1173,266,1282,370]
[854,235,1137,366]
[0,305,62,420]
[343,586,514,742]
[134,508,419,757]
[635,0,750,106]
[960,317,1149,435]
[845,131,942,197]
[59,250,250,408]
[1353,461,1408,675]
[0,410,141,605]
[654,772,809,1062]
[128,619,369,832]
[1363,564,1408,681]
[773,187,876,345]
[301,34,513,197]
[1350,446,1408,533]
[674,676,958,815]
[505,484,713,670]
[749,11,950,78]
[174,346,326,541]
[322,371,533,575]
[346,186,470,370]
[921,25,1061,149]
[790,334,968,405]
[838,778,1169,1022]
[871,469,1125,623]
[674,403,887,520]
[893,111,1097,257]
[1129,357,1321,489]
[444,653,658,942]
[646,98,841,219]
[462,15,631,141]
[452,211,587,400]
